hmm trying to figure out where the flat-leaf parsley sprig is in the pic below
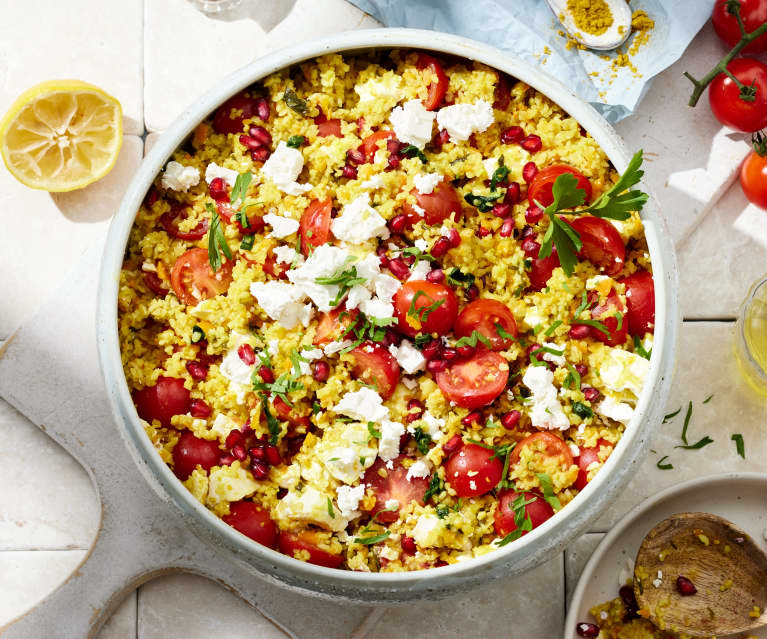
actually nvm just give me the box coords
[537,150,649,276]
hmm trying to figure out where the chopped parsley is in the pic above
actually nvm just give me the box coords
[407,290,444,323]
[680,401,693,445]
[446,267,475,289]
[663,407,681,423]
[315,258,367,306]
[354,531,391,545]
[563,363,582,391]
[703,394,714,404]
[327,498,335,519]
[570,318,610,337]
[287,135,305,148]
[414,333,434,348]
[494,322,515,341]
[633,335,652,360]
[412,427,432,455]
[191,325,205,344]
[464,191,503,212]
[283,87,308,115]
[675,436,714,451]
[312,401,322,415]
[732,433,745,459]
[544,320,563,336]
[537,473,562,511]
[229,171,253,205]
[401,144,428,163]
[367,422,382,440]
[496,494,536,546]
[490,157,509,191]
[436,505,450,519]
[573,291,590,318]
[252,371,304,407]
[572,401,593,419]
[206,206,232,272]
[339,313,397,353]
[399,245,435,264]
[424,473,444,502]
[656,455,674,470]
[240,234,255,251]
[454,329,492,349]
[260,399,281,445]
[289,348,309,378]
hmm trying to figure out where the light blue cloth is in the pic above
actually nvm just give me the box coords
[347,0,714,122]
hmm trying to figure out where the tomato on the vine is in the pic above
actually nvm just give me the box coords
[712,0,767,54]
[708,58,767,132]
[741,149,767,209]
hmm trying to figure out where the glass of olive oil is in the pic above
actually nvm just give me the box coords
[735,276,767,396]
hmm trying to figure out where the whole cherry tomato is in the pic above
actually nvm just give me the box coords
[712,0,767,54]
[528,165,592,208]
[454,299,517,350]
[741,149,767,209]
[133,377,190,428]
[435,349,509,409]
[444,443,504,497]
[171,430,220,480]
[222,500,278,548]
[212,90,264,135]
[708,58,767,132]
[393,281,459,337]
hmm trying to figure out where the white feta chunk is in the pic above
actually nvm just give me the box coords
[323,340,354,356]
[483,156,499,178]
[161,161,200,192]
[436,100,494,142]
[205,162,239,185]
[411,513,444,547]
[384,498,400,510]
[209,413,240,440]
[406,459,431,481]
[336,483,366,520]
[355,73,403,104]
[408,260,431,282]
[596,394,635,425]
[276,486,346,531]
[413,172,443,195]
[522,366,570,431]
[261,141,312,195]
[331,194,389,244]
[388,340,426,374]
[263,213,300,239]
[333,388,390,423]
[359,297,394,321]
[600,347,650,397]
[378,419,405,462]
[541,342,566,367]
[361,174,385,190]
[287,244,353,312]
[389,99,435,150]
[374,273,402,302]
[272,245,303,267]
[249,281,313,329]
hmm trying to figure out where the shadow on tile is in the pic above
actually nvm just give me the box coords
[195,0,296,32]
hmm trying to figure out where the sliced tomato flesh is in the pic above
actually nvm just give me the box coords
[435,350,509,409]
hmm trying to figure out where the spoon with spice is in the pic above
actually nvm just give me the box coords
[546,0,632,51]
[633,512,767,637]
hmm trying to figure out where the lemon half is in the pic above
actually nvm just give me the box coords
[0,80,123,192]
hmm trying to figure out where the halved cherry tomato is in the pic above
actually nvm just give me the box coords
[143,271,169,297]
[590,288,628,347]
[222,500,278,548]
[417,53,449,111]
[709,58,767,133]
[272,396,311,431]
[278,531,344,568]
[262,252,289,280]
[402,181,463,226]
[574,439,613,491]
[568,216,625,276]
[363,456,429,523]
[160,203,209,240]
[170,247,233,306]
[393,281,459,338]
[444,443,503,497]
[171,430,220,480]
[619,270,655,336]
[350,341,400,399]
[494,489,554,538]
[299,198,332,256]
[133,376,190,428]
[741,149,767,210]
[528,165,592,208]
[508,431,574,470]
[454,299,517,350]
[313,307,360,345]
[712,0,767,54]
[315,115,342,138]
[435,349,509,409]
[212,90,263,135]
[528,248,561,292]
[361,130,395,163]
[215,200,236,223]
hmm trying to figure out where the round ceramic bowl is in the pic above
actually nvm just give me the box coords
[96,28,679,603]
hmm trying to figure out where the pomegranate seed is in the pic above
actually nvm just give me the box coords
[265,444,282,466]
[387,154,401,170]
[461,411,481,426]
[426,358,448,373]
[521,225,536,239]
[346,148,365,165]
[407,398,423,410]
[342,164,357,179]
[239,134,261,150]
[443,435,463,457]
[466,284,479,301]
[478,226,491,237]
[313,360,330,382]
[248,125,272,147]
[676,576,697,596]
[492,202,511,218]
[250,147,270,163]
[186,361,208,381]
[457,344,475,358]
[252,97,269,121]
[250,445,267,462]
[258,366,274,383]
[569,324,592,340]
[426,268,445,283]
[504,182,521,205]
[501,410,521,429]
[250,460,269,480]
[520,134,542,153]
[388,257,410,279]
[382,329,400,347]
[576,623,600,638]
[436,129,450,147]
[189,399,211,419]
[583,387,601,403]
[421,339,441,361]
[237,344,256,366]
[402,536,417,555]
[500,218,514,237]
[522,161,538,183]
[225,430,243,449]
[442,347,458,361]
[389,214,407,234]
[379,255,390,269]
[500,125,524,144]
[209,177,228,202]
[447,228,461,247]
[219,454,235,466]
[431,237,451,257]
[526,205,544,224]
[232,443,247,461]
[403,254,415,267]
[574,364,588,377]
[619,585,638,610]
[521,238,540,257]
[387,138,403,155]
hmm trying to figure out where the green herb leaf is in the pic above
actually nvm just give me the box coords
[496,494,536,547]
[283,88,308,116]
[424,473,443,502]
[536,473,562,511]
[675,436,714,451]
[633,335,652,360]
[585,150,648,221]
[464,191,504,212]
[240,234,255,251]
[230,171,253,206]
[656,455,673,470]
[544,319,563,336]
[703,394,714,404]
[454,329,492,349]
[572,401,593,419]
[571,319,611,337]
[401,144,428,163]
[490,157,509,191]
[354,531,391,545]
[446,267,475,288]
[494,322,514,341]
[663,407,681,423]
[367,422,382,440]
[732,433,745,459]
[680,401,693,445]
[436,505,450,519]
[412,427,432,455]
[287,135,305,148]
[191,325,206,344]
[206,205,232,272]
[327,497,335,519]
[573,291,589,318]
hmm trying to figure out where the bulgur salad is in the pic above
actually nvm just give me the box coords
[119,50,656,572]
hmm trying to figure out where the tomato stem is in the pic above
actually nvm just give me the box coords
[685,2,767,107]
[752,130,767,156]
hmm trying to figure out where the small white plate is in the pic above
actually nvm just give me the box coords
[565,473,767,638]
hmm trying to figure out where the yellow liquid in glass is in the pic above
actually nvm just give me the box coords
[736,279,767,396]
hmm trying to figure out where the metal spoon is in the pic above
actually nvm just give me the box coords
[634,512,767,637]
[546,0,632,51]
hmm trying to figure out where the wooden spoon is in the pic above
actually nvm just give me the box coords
[545,0,632,51]
[634,512,767,637]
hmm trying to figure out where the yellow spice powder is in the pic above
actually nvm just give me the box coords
[567,0,614,36]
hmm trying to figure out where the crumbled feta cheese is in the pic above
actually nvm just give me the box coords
[263,213,300,239]
[375,274,402,303]
[205,162,239,185]
[276,486,346,531]
[261,141,312,195]
[359,297,394,321]
[388,340,426,374]
[402,377,418,390]
[141,260,156,272]
[585,274,610,290]
[436,100,494,142]
[408,260,431,282]
[333,388,390,423]
[600,348,649,397]
[287,244,353,312]
[361,174,385,190]
[323,433,375,484]
[389,99,435,150]
[523,308,545,329]
[346,284,372,310]
[301,347,323,361]
[413,173,443,195]
[323,340,354,356]
[161,161,200,192]
[272,245,303,266]
[209,413,239,440]
[219,337,254,385]
[337,484,366,519]
[569,443,580,457]
[249,281,313,329]
[406,459,431,481]
[207,464,258,506]
[355,73,403,104]
[596,394,635,425]
[379,546,400,561]
[420,411,446,439]
[378,419,405,462]
[384,498,400,510]
[414,238,429,252]
[522,366,570,431]
[483,156,499,178]
[541,342,566,366]
[331,194,389,244]
[411,513,444,547]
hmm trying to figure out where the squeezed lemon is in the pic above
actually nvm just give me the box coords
[735,277,767,396]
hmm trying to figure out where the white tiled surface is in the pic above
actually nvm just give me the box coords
[1,1,765,638]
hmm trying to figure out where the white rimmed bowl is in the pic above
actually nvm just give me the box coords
[96,28,679,603]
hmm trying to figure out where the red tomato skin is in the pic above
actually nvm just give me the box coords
[313,308,360,345]
[741,150,767,210]
[454,299,518,350]
[417,53,449,111]
[171,430,220,480]
[528,165,593,207]
[619,270,655,336]
[445,444,503,497]
[363,456,429,523]
[316,117,342,138]
[133,377,190,428]
[709,58,767,133]
[262,252,288,280]
[170,247,233,306]
[278,532,344,569]
[591,289,628,347]
[212,91,262,135]
[393,281,459,338]
[362,130,395,162]
[508,431,574,470]
[299,198,333,256]
[160,203,209,241]
[494,490,554,538]
[568,216,626,276]
[222,501,278,548]
[528,249,561,292]
[435,350,509,409]
[350,341,401,399]
[712,0,767,53]
[574,439,613,491]
[403,182,463,226]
